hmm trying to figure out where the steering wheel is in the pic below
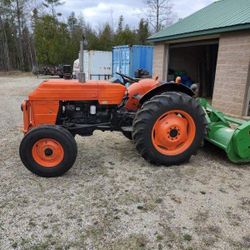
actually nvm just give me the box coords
[115,72,138,85]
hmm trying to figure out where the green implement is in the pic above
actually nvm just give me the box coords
[199,98,250,164]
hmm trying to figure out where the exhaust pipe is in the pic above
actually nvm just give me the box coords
[78,35,85,83]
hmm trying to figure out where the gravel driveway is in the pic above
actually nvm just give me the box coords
[0,75,249,250]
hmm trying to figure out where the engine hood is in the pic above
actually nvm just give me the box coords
[28,79,126,105]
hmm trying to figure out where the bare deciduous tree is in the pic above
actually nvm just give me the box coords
[43,0,63,17]
[0,0,39,71]
[146,0,175,32]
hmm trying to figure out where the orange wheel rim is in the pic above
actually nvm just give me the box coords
[32,138,64,167]
[152,110,196,156]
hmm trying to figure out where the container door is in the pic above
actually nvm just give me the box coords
[131,46,154,77]
[89,51,112,80]
[112,46,130,77]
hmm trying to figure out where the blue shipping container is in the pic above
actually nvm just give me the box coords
[112,45,154,78]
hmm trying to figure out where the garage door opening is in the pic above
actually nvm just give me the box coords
[168,40,219,99]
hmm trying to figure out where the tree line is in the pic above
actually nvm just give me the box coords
[34,13,151,68]
[0,0,174,72]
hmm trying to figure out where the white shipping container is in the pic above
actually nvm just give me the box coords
[73,50,112,80]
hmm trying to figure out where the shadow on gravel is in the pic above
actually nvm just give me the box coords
[202,141,250,169]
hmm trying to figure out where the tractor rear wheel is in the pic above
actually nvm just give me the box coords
[122,131,132,140]
[133,92,207,166]
[19,126,77,177]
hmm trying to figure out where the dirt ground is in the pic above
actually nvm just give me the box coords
[0,75,249,250]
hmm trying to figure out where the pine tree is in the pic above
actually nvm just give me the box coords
[99,23,113,50]
[137,19,150,44]
[68,12,77,33]
[43,0,63,17]
[117,15,124,32]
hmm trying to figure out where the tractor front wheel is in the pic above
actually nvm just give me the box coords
[19,126,77,177]
[132,92,207,166]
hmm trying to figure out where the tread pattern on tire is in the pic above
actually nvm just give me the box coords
[122,131,133,140]
[132,92,207,166]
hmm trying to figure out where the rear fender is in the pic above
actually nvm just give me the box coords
[139,83,194,105]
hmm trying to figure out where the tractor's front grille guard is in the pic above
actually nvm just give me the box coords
[21,100,31,133]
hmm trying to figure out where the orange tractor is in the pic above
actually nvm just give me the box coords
[20,73,207,177]
[19,41,206,177]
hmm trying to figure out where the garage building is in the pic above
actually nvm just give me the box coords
[148,0,250,117]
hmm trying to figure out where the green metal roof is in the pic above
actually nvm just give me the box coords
[148,0,250,42]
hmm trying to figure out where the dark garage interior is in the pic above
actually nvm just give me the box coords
[168,40,219,99]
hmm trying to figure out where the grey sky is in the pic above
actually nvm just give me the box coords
[58,0,215,29]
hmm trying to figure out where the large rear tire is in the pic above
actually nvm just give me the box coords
[122,131,133,140]
[133,92,207,166]
[19,126,77,177]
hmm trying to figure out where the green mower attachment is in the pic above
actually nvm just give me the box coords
[199,98,250,164]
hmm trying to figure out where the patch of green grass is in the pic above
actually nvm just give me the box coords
[32,243,52,250]
[20,238,30,247]
[28,220,36,227]
[156,234,164,241]
[109,234,147,250]
[155,198,163,204]
[45,234,53,239]
[116,192,140,205]
[11,242,18,248]
[183,234,192,241]
[128,176,137,181]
